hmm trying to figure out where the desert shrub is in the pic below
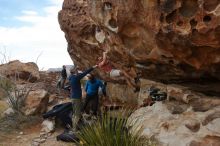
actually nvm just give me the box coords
[0,76,12,99]
[76,110,156,146]
[0,76,32,114]
[0,50,38,115]
[0,75,14,92]
[0,113,41,133]
[7,85,32,114]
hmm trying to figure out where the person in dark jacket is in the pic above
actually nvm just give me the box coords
[61,65,67,88]
[56,65,67,89]
[82,74,106,116]
[69,65,97,132]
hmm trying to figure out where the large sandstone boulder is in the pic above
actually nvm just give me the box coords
[22,89,49,116]
[190,136,220,146]
[0,60,40,82]
[106,82,138,105]
[128,102,220,146]
[58,0,220,83]
[138,79,220,111]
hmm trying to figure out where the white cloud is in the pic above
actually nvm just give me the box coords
[15,15,44,23]
[21,10,38,15]
[49,0,63,5]
[0,0,73,70]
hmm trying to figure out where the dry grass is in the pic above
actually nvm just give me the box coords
[0,88,7,100]
[0,113,41,134]
[0,100,8,118]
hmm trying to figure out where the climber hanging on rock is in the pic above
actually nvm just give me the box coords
[97,51,140,92]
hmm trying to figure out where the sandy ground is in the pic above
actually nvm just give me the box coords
[0,99,75,146]
[0,123,75,146]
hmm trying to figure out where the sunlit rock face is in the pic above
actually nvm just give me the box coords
[0,60,40,83]
[128,102,220,146]
[58,0,220,82]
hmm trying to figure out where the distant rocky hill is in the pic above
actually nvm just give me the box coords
[46,65,73,77]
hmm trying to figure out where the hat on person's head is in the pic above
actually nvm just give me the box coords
[87,73,91,78]
[87,73,95,80]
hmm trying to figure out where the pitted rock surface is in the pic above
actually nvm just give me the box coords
[128,102,220,146]
[58,0,220,83]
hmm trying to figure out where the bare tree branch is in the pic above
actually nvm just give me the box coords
[35,51,43,65]
[0,47,10,65]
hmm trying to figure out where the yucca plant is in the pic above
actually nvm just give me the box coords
[76,110,156,146]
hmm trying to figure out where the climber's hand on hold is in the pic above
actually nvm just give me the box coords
[93,65,98,68]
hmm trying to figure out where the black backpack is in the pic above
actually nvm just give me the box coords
[56,130,79,142]
[43,102,73,128]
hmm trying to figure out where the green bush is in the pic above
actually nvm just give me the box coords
[76,111,156,146]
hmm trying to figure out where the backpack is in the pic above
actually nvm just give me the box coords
[43,102,73,128]
[56,130,79,142]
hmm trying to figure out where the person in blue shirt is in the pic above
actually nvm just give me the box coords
[69,65,97,132]
[82,73,106,116]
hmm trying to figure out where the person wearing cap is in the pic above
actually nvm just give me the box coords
[69,65,97,132]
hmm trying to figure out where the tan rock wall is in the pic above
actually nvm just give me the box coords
[59,0,220,82]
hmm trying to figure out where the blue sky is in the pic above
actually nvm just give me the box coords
[0,0,73,70]
[0,0,50,27]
